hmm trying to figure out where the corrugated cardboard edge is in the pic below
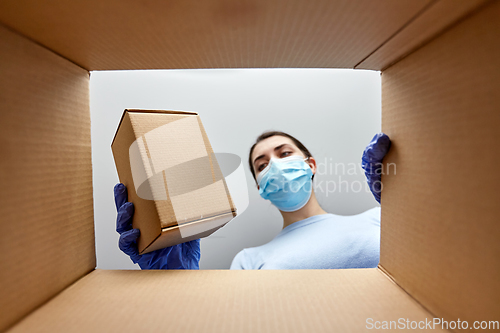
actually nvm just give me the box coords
[111,111,163,255]
[0,1,434,70]
[379,0,500,325]
[140,212,234,254]
[7,269,448,333]
[195,115,237,218]
[377,264,440,325]
[0,23,95,332]
[111,109,198,147]
[355,0,492,71]
[4,268,97,332]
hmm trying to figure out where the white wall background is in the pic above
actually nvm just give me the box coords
[90,69,381,270]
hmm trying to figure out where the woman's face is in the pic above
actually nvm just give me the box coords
[251,135,308,181]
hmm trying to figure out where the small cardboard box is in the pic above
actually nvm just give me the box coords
[111,109,237,254]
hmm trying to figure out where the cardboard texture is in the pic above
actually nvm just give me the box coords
[112,110,236,253]
[0,0,498,332]
[380,0,500,325]
[7,269,446,333]
[355,0,491,70]
[0,25,95,331]
[0,0,431,70]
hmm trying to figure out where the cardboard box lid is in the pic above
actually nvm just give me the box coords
[7,269,446,332]
[355,0,491,70]
[0,0,468,71]
[380,0,500,325]
[0,24,95,332]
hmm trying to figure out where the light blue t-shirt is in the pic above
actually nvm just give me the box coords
[230,207,380,270]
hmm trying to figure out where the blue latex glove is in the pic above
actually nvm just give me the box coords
[361,133,392,204]
[114,183,201,269]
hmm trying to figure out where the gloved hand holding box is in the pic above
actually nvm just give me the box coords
[111,109,237,254]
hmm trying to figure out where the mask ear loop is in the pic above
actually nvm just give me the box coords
[304,156,314,181]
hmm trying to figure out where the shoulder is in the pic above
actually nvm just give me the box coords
[230,248,259,270]
[230,244,270,270]
[229,249,247,270]
[362,207,381,224]
[355,206,381,225]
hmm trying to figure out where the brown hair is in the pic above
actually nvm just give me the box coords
[248,131,314,184]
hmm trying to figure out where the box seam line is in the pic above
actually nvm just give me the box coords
[110,110,129,147]
[377,265,452,332]
[127,114,164,251]
[141,211,234,254]
[139,232,163,254]
[125,109,198,116]
[0,21,90,73]
[378,0,495,72]
[161,210,235,231]
[3,267,97,332]
[353,0,439,69]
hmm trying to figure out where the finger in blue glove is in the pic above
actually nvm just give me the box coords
[136,239,201,270]
[361,133,392,204]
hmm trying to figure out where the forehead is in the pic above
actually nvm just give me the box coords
[252,135,297,161]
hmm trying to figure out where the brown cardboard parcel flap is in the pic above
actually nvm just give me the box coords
[7,269,446,333]
[112,109,237,254]
[0,23,95,333]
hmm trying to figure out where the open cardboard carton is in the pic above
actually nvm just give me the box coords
[1,1,498,332]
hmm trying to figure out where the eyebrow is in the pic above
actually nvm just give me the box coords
[253,143,293,167]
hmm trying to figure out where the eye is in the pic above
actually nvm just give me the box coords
[281,151,292,157]
[258,163,267,172]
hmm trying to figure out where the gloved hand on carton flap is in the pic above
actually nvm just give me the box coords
[361,133,392,204]
[114,183,201,269]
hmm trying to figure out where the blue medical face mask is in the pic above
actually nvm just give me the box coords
[256,155,313,212]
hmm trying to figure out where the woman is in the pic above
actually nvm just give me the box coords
[114,131,391,270]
